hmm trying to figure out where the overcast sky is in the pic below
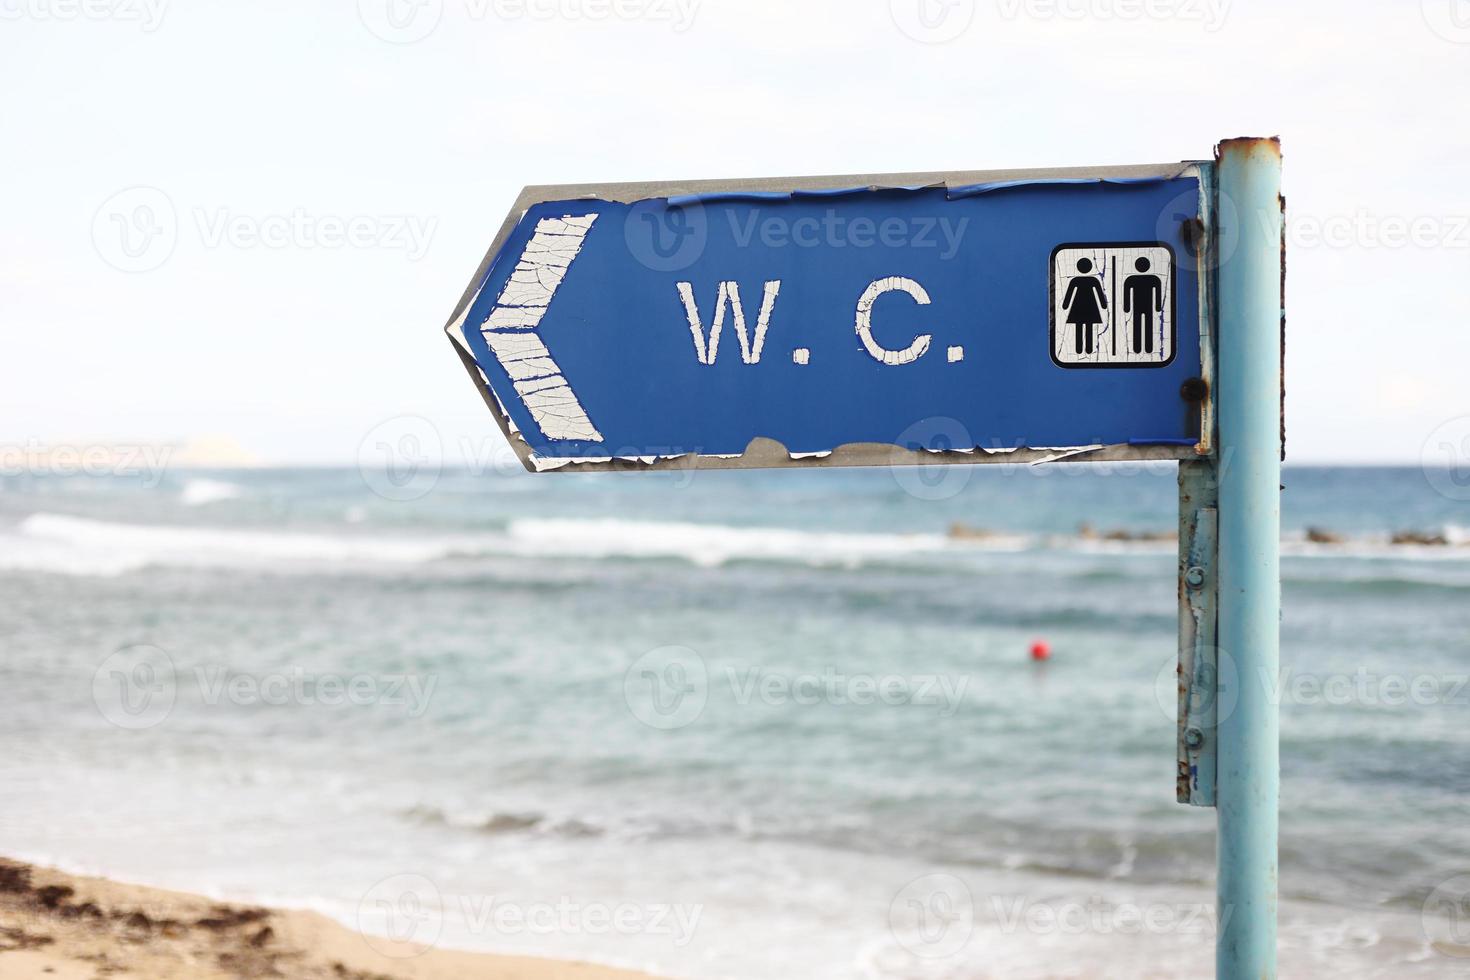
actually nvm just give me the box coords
[5,0,1468,465]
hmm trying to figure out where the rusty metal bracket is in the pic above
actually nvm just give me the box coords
[1177,458,1219,806]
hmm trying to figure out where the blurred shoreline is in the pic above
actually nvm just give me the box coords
[3,466,1467,977]
[0,858,662,980]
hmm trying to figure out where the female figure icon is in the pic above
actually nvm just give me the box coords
[1061,257,1108,355]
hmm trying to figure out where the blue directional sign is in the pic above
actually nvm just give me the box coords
[445,166,1208,470]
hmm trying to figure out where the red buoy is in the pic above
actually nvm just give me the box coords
[1029,640,1051,662]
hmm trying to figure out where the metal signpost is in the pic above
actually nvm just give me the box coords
[444,138,1283,979]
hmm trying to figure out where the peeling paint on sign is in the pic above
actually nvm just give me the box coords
[855,276,933,367]
[475,214,603,442]
[444,163,1210,472]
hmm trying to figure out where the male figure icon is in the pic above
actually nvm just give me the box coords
[1122,257,1164,354]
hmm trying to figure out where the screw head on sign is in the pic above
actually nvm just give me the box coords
[1180,216,1206,251]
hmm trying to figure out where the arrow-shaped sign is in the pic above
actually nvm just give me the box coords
[446,165,1207,472]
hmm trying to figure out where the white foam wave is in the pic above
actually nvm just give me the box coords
[4,513,454,577]
[502,517,956,567]
[179,478,244,506]
[0,513,971,578]
[7,512,1465,580]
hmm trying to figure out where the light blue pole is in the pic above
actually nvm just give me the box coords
[1214,137,1282,979]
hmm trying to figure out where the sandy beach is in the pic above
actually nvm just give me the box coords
[0,858,662,980]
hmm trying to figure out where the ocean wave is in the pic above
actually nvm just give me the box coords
[403,805,604,838]
[178,478,244,506]
[3,513,454,577]
[1284,570,1470,594]
[0,513,974,578]
[7,512,1470,580]
[500,517,964,567]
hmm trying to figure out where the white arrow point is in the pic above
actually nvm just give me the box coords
[478,213,603,443]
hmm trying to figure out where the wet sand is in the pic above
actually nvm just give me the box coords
[0,858,663,980]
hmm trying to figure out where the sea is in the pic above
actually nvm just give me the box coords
[1,462,1467,978]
